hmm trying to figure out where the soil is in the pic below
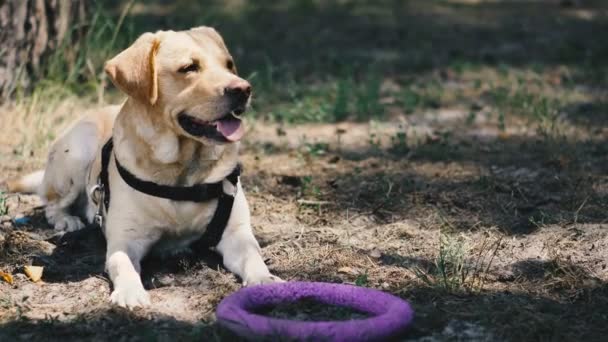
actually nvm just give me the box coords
[1,111,607,341]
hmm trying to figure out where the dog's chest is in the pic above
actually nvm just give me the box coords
[148,199,218,254]
[168,199,218,232]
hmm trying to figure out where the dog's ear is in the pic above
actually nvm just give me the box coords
[105,33,161,105]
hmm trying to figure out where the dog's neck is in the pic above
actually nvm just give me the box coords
[112,99,239,186]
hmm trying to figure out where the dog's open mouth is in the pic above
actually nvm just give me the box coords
[177,112,244,142]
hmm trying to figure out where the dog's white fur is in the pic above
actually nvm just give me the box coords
[7,27,281,308]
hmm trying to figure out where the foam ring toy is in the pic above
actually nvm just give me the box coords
[216,281,414,342]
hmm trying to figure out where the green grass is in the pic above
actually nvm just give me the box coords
[399,82,443,114]
[10,0,607,129]
[12,1,136,104]
[259,72,387,123]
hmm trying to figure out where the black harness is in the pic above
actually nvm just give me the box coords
[95,138,240,248]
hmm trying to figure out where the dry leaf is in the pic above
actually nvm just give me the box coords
[0,271,14,285]
[24,266,44,282]
[498,131,510,140]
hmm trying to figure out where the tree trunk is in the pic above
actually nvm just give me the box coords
[0,0,87,102]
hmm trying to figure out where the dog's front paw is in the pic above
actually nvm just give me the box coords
[54,215,85,232]
[110,281,150,308]
[243,273,284,287]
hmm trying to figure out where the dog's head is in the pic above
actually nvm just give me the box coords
[105,27,250,144]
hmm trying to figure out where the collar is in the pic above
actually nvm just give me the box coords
[115,155,240,202]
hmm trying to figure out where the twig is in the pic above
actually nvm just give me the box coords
[573,196,588,224]
[297,199,330,206]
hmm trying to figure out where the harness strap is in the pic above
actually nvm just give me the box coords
[97,138,240,248]
[100,138,114,211]
[193,192,235,249]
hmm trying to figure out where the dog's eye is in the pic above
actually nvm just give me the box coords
[178,63,200,73]
[226,59,234,70]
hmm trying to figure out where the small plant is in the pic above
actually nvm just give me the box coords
[367,121,382,151]
[428,234,469,292]
[300,176,321,198]
[355,73,384,121]
[333,78,351,121]
[368,133,382,151]
[389,130,409,155]
[303,142,329,158]
[498,110,506,131]
[355,273,369,287]
[402,88,421,114]
[466,111,477,125]
[532,97,564,140]
[414,231,501,293]
[0,191,8,216]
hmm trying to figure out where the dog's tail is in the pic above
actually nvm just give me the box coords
[6,170,44,194]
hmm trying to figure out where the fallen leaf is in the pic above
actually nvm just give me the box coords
[24,266,43,283]
[498,131,510,140]
[0,271,14,285]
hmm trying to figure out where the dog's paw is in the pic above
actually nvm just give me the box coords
[54,215,85,232]
[110,282,150,309]
[243,273,284,287]
[85,203,97,225]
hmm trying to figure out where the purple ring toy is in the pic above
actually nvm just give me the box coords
[216,281,414,342]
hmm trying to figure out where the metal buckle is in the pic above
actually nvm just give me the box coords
[94,212,103,227]
[89,182,105,227]
[223,179,238,197]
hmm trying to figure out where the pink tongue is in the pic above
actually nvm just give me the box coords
[216,118,245,141]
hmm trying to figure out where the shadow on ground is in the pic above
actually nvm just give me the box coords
[15,224,229,288]
[252,130,607,235]
[1,278,606,341]
[118,0,608,85]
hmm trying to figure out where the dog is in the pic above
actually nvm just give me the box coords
[7,26,283,308]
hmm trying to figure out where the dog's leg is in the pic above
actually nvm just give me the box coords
[45,186,86,232]
[105,231,157,308]
[43,120,100,232]
[216,183,283,286]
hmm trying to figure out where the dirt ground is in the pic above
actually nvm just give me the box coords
[1,0,608,341]
[2,111,607,341]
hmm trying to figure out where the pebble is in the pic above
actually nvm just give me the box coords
[151,274,175,287]
[369,249,382,259]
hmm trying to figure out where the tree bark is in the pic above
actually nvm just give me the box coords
[0,0,87,102]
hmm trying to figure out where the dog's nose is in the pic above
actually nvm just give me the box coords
[224,79,251,116]
[224,79,252,99]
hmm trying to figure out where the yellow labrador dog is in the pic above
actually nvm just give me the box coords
[8,27,282,308]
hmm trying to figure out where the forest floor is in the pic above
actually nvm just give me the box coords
[1,0,608,341]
